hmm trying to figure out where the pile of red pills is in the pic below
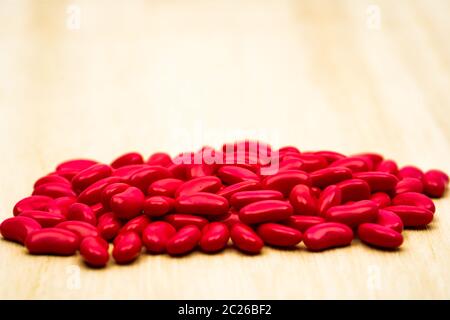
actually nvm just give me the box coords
[1,141,448,268]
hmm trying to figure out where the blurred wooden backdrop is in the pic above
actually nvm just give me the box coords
[0,0,449,299]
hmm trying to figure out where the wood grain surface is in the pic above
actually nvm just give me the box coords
[0,0,449,299]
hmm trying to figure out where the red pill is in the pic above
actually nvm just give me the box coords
[325,200,378,227]
[25,228,79,256]
[147,152,173,167]
[257,223,302,247]
[329,157,369,173]
[47,196,76,217]
[239,200,293,224]
[216,181,261,199]
[283,215,325,232]
[142,196,174,217]
[119,215,150,235]
[392,192,435,213]
[67,203,96,225]
[112,231,142,264]
[142,221,176,253]
[77,176,124,205]
[111,152,144,169]
[213,211,241,229]
[1,216,42,244]
[175,176,222,197]
[32,183,76,199]
[289,185,317,216]
[164,214,208,230]
[19,210,66,228]
[97,212,122,241]
[353,152,383,169]
[376,209,403,233]
[166,225,201,256]
[112,164,150,180]
[370,192,391,208]
[167,163,188,180]
[353,172,398,192]
[147,178,184,197]
[72,164,112,193]
[262,170,310,196]
[303,222,353,251]
[34,175,70,189]
[384,205,433,227]
[293,154,328,172]
[278,158,303,172]
[199,222,230,253]
[100,182,130,210]
[217,165,260,185]
[310,167,352,188]
[358,223,403,249]
[318,185,342,215]
[186,164,215,179]
[55,220,99,239]
[13,195,52,216]
[376,160,398,175]
[336,179,371,202]
[175,192,229,216]
[395,177,423,195]
[56,159,98,180]
[398,166,424,181]
[231,190,284,210]
[80,236,109,267]
[110,186,145,220]
[128,166,172,192]
[230,223,264,254]
[423,170,447,198]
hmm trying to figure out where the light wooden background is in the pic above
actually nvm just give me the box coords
[0,0,449,299]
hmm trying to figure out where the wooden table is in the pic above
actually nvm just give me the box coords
[1,0,449,299]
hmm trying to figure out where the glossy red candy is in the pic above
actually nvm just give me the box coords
[310,167,352,188]
[336,179,371,202]
[97,212,122,241]
[328,157,369,173]
[352,153,383,169]
[112,164,150,180]
[370,192,391,208]
[164,214,208,230]
[128,166,172,192]
[398,166,424,180]
[216,181,261,199]
[318,185,342,215]
[325,200,378,227]
[80,236,109,267]
[56,159,98,180]
[384,205,433,227]
[119,215,150,235]
[239,200,293,224]
[358,223,403,249]
[199,222,230,253]
[67,203,96,225]
[77,176,124,205]
[110,186,145,220]
[376,209,403,233]
[376,160,398,175]
[112,231,142,264]
[312,151,345,164]
[47,196,76,217]
[55,220,99,239]
[147,178,184,197]
[392,192,435,213]
[72,164,113,193]
[353,172,398,192]
[13,195,52,216]
[33,175,70,189]
[32,183,76,199]
[293,154,328,172]
[257,223,302,247]
[175,193,229,216]
[186,164,215,179]
[142,221,176,253]
[166,225,201,256]
[19,210,66,228]
[142,196,174,217]
[289,185,317,216]
[230,190,283,210]
[25,228,80,255]
[303,222,353,251]
[100,182,130,209]
[214,211,241,229]
[283,215,325,232]
[111,152,144,169]
[147,152,173,167]
[175,176,222,197]
[423,170,448,198]
[230,223,264,254]
[262,170,310,196]
[1,216,42,244]
[395,177,423,194]
[217,166,260,184]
